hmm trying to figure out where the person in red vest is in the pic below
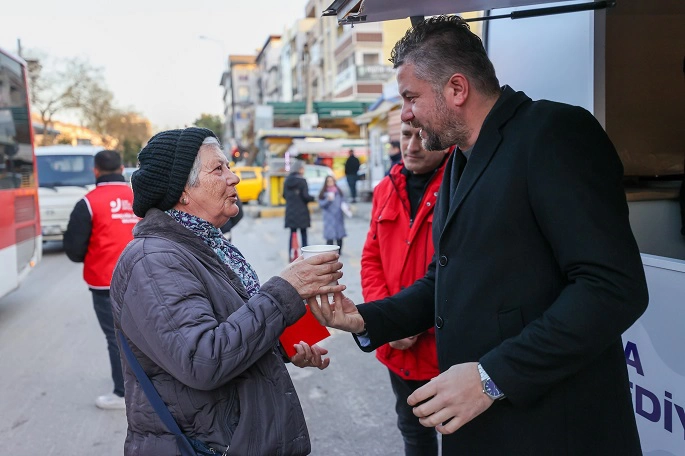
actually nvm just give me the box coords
[361,121,451,456]
[64,149,139,410]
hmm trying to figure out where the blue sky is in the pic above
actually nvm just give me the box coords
[1,0,309,130]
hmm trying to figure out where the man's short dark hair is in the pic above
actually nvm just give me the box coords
[94,150,122,172]
[390,15,500,97]
[390,141,400,150]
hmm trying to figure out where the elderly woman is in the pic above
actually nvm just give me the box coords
[110,127,344,455]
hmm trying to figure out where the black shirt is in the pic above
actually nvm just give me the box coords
[405,169,435,221]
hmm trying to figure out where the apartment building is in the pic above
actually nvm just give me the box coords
[280,18,316,103]
[220,55,259,147]
[305,0,339,101]
[256,35,283,104]
[218,1,409,142]
[304,0,409,101]
[334,20,410,101]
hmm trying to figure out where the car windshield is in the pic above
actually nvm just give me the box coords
[37,155,95,187]
[303,165,333,180]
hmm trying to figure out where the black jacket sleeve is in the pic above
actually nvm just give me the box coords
[301,180,314,203]
[63,199,92,263]
[355,259,436,351]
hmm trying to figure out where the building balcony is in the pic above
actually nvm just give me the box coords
[334,64,394,96]
[334,26,383,59]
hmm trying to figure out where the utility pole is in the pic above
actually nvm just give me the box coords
[303,43,313,115]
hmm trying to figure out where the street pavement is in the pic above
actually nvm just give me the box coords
[0,201,424,455]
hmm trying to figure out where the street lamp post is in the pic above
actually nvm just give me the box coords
[198,35,227,69]
[303,43,313,115]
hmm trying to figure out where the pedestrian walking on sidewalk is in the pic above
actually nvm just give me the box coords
[63,150,139,410]
[110,128,344,455]
[344,149,360,202]
[318,175,347,254]
[283,160,314,258]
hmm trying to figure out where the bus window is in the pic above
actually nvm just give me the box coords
[0,52,34,190]
[0,47,41,300]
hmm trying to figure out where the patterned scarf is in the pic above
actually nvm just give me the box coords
[166,209,261,297]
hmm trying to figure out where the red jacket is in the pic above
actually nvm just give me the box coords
[361,157,449,380]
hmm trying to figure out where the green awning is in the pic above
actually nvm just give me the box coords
[268,101,372,120]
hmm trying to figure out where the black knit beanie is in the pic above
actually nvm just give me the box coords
[131,127,217,217]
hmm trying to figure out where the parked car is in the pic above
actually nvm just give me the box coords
[303,164,335,197]
[232,166,266,204]
[35,145,104,241]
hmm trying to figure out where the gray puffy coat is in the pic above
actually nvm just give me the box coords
[110,208,310,455]
[318,191,346,241]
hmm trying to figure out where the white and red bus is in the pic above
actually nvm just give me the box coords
[0,47,41,300]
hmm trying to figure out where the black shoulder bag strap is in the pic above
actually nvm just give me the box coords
[117,331,199,456]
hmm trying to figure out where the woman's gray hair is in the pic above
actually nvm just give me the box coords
[290,160,304,174]
[187,136,223,187]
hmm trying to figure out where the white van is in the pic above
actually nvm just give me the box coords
[35,145,104,242]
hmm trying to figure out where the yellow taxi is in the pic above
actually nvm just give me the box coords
[232,166,266,204]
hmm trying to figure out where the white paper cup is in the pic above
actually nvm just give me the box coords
[300,244,340,259]
[300,245,340,288]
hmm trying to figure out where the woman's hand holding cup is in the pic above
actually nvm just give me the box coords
[280,248,344,298]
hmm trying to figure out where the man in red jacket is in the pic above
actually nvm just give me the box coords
[64,150,139,410]
[361,122,451,456]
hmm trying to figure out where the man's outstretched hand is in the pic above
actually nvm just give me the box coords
[307,292,365,334]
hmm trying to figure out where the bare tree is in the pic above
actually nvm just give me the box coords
[105,111,152,165]
[25,50,152,155]
[26,55,103,145]
[78,79,116,144]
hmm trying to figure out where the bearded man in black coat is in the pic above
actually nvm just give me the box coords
[310,15,648,456]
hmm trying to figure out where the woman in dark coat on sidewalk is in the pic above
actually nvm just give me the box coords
[283,160,314,258]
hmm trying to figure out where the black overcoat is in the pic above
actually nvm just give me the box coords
[357,87,648,455]
[283,172,314,229]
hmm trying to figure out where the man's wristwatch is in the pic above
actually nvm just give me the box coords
[353,322,368,338]
[478,363,505,400]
